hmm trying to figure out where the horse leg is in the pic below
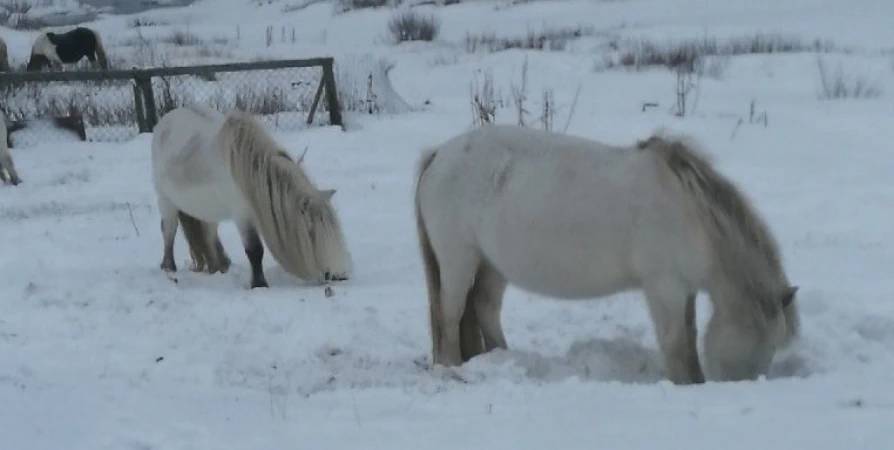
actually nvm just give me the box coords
[202,224,231,274]
[5,165,21,185]
[236,220,268,289]
[458,296,484,362]
[432,247,480,367]
[178,211,209,272]
[211,225,232,274]
[469,261,509,352]
[643,281,704,385]
[202,222,226,273]
[158,198,180,273]
[0,156,20,185]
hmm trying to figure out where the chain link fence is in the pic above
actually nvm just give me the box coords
[0,58,342,148]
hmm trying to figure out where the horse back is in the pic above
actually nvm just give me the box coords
[419,125,712,296]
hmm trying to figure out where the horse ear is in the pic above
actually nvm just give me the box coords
[319,189,336,200]
[781,285,798,309]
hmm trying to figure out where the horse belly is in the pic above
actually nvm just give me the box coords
[162,182,234,223]
[478,221,636,300]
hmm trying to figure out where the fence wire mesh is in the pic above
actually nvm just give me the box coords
[0,61,334,148]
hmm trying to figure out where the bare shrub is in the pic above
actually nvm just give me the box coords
[469,57,577,132]
[540,88,555,131]
[388,10,440,43]
[1,0,29,14]
[673,65,699,117]
[0,0,47,30]
[510,56,530,126]
[128,16,163,28]
[601,34,838,72]
[234,87,289,116]
[470,70,501,127]
[282,0,328,12]
[465,25,593,53]
[165,29,204,47]
[816,58,883,100]
[333,0,390,14]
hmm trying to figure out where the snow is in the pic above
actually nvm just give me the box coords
[3,0,894,448]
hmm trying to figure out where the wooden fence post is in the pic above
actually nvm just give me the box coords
[305,76,326,125]
[132,80,147,133]
[135,75,158,131]
[320,58,343,128]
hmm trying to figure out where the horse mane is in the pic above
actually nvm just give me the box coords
[638,131,787,321]
[218,111,351,282]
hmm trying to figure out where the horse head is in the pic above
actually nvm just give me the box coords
[45,32,60,45]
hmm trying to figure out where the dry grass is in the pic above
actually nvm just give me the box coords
[600,34,839,72]
[816,58,883,100]
[469,56,577,132]
[128,16,170,28]
[465,25,594,53]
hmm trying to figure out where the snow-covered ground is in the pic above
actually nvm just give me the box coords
[3,0,894,448]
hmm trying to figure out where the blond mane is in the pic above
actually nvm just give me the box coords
[639,131,791,325]
[220,112,352,282]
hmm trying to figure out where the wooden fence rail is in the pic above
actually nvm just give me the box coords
[0,57,342,145]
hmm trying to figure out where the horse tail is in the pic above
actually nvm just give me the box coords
[88,28,109,70]
[220,112,350,283]
[640,132,798,340]
[414,146,444,361]
[0,37,9,72]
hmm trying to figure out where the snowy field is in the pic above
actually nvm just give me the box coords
[3,0,894,448]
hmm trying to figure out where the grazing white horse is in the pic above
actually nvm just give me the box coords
[414,124,800,384]
[0,110,22,186]
[151,106,352,288]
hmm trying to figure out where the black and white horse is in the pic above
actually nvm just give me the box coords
[27,27,109,72]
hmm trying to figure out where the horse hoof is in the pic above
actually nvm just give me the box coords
[324,271,348,282]
[250,279,269,289]
[160,261,177,272]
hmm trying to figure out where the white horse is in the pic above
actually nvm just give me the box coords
[0,110,22,186]
[414,124,800,385]
[151,106,352,288]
